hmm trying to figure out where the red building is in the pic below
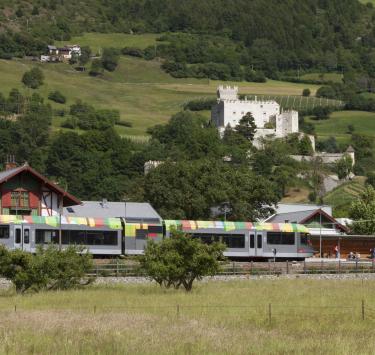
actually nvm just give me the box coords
[0,162,80,216]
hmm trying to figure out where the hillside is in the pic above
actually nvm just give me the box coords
[0,44,323,137]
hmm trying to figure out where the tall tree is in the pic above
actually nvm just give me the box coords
[235,112,257,141]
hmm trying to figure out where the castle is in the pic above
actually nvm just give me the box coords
[211,86,299,146]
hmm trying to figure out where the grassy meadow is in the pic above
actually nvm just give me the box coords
[1,279,375,354]
[0,32,323,137]
[307,110,375,143]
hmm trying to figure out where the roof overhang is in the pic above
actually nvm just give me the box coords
[0,165,81,206]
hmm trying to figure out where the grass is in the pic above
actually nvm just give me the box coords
[55,33,161,53]
[323,177,366,216]
[1,279,375,354]
[299,72,343,83]
[307,110,375,143]
[0,32,324,136]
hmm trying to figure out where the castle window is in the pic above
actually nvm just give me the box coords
[233,111,236,114]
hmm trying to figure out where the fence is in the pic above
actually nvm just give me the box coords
[8,300,375,323]
[89,259,375,277]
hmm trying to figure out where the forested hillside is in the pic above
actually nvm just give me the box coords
[0,0,373,76]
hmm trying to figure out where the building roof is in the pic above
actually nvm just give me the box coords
[275,203,332,215]
[265,208,348,233]
[0,163,81,206]
[63,201,162,222]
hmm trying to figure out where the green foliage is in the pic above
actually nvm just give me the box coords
[302,88,311,97]
[311,106,332,120]
[183,98,217,111]
[0,245,93,294]
[79,46,92,67]
[349,185,375,234]
[235,112,257,141]
[48,90,66,104]
[22,67,44,89]
[140,229,225,291]
[335,155,353,179]
[143,159,278,220]
[89,58,103,76]
[101,48,120,72]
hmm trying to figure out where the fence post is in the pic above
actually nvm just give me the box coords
[94,305,96,314]
[116,261,119,277]
[177,304,180,318]
[320,259,323,273]
[303,260,306,274]
[362,299,365,321]
[268,303,272,324]
[356,260,358,271]
[268,260,271,275]
[286,260,289,275]
[372,259,374,272]
[14,305,16,313]
[251,260,254,274]
[338,259,341,274]
[96,264,98,277]
[232,262,235,275]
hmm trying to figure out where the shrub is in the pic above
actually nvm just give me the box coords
[0,245,93,293]
[101,48,120,72]
[122,47,144,57]
[141,229,225,291]
[89,59,103,76]
[302,88,311,97]
[22,67,44,89]
[48,90,66,104]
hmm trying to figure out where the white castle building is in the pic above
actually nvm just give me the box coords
[211,86,299,144]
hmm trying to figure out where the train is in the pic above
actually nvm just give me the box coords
[0,215,314,260]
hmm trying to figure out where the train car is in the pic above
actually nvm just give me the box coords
[0,215,314,260]
[0,215,123,255]
[164,220,314,260]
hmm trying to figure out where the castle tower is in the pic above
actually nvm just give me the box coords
[217,86,238,101]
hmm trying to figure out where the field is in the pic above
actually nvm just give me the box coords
[323,177,366,216]
[0,32,323,137]
[1,279,375,354]
[299,72,343,83]
[307,110,375,143]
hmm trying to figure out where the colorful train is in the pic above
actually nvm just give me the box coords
[0,215,314,259]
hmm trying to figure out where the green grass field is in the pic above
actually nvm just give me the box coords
[323,177,366,216]
[307,110,375,143]
[300,72,343,83]
[55,33,161,53]
[0,55,322,137]
[1,279,375,354]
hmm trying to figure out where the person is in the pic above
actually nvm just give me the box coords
[348,251,354,260]
[272,248,277,262]
[334,245,339,259]
[356,252,361,260]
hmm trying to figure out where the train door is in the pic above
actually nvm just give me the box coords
[13,225,31,252]
[249,232,255,257]
[255,232,263,257]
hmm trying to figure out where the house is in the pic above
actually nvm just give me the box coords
[0,160,80,216]
[42,44,81,62]
[63,200,162,223]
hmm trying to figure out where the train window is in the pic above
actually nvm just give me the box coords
[87,231,118,246]
[250,234,254,248]
[257,234,262,248]
[15,229,21,244]
[267,232,295,245]
[136,229,148,240]
[148,225,163,234]
[0,226,9,239]
[24,229,30,244]
[222,234,245,248]
[300,233,310,245]
[68,230,86,245]
[36,230,58,244]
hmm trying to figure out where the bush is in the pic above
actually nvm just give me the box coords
[48,90,66,104]
[302,88,311,97]
[316,85,336,99]
[311,106,332,120]
[89,59,103,76]
[141,229,225,291]
[121,47,144,57]
[0,245,93,294]
[101,48,120,72]
[22,67,44,89]
[183,98,217,111]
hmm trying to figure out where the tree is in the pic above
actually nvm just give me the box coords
[89,59,103,76]
[349,186,375,235]
[335,154,353,180]
[302,88,311,97]
[22,67,44,89]
[101,48,119,72]
[140,229,225,291]
[0,245,93,293]
[235,112,257,141]
[311,106,332,120]
[48,90,66,104]
[79,46,91,68]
